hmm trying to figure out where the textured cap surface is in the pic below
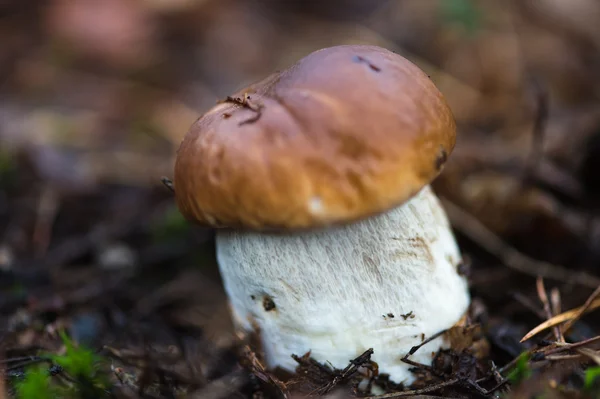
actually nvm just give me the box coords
[174,45,456,229]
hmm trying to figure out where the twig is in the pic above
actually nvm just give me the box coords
[311,348,374,395]
[241,345,289,398]
[440,197,600,289]
[550,288,565,342]
[373,396,462,399]
[543,335,600,356]
[490,361,504,385]
[521,298,600,342]
[521,78,549,184]
[370,376,508,398]
[536,278,561,342]
[0,356,43,364]
[544,354,586,362]
[406,331,447,358]
[497,351,531,375]
[576,348,600,365]
[537,348,600,364]
[401,330,447,374]
[560,284,600,334]
[6,357,50,371]
[369,378,459,398]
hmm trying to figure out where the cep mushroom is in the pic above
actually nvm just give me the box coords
[173,45,470,384]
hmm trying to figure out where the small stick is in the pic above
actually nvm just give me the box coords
[521,78,549,184]
[6,357,51,371]
[491,361,504,385]
[550,288,565,342]
[560,284,600,335]
[400,330,447,373]
[544,353,586,362]
[405,330,447,357]
[369,378,459,398]
[575,348,600,365]
[311,348,374,395]
[536,278,561,342]
[0,356,43,364]
[398,330,449,380]
[521,298,600,342]
[543,335,600,356]
[495,347,542,377]
[242,345,289,398]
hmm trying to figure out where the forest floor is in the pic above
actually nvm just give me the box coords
[1,1,600,398]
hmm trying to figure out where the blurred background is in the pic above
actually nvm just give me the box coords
[1,0,600,397]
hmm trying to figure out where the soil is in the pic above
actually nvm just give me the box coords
[1,1,600,398]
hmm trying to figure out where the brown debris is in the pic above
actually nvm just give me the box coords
[2,1,600,398]
[290,348,375,397]
[240,345,289,398]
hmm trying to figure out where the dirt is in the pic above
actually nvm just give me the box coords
[1,0,600,398]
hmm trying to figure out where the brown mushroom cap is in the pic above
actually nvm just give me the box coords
[173,45,456,230]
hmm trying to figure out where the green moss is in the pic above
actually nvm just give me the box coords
[15,331,110,399]
[51,331,103,380]
[14,367,59,399]
[507,352,532,386]
[585,366,600,392]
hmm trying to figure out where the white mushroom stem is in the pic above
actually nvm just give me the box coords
[215,186,470,385]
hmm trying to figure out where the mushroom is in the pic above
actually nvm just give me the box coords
[173,45,470,384]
